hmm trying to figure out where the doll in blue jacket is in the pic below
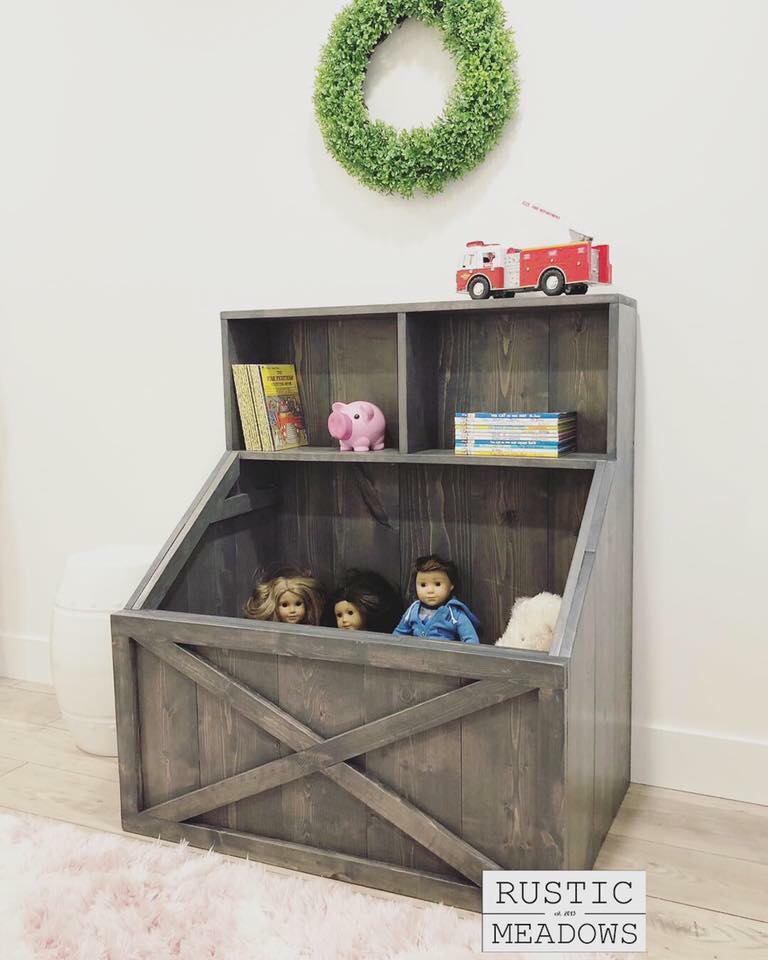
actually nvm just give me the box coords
[393,554,480,644]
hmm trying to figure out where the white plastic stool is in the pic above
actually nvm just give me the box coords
[51,546,156,757]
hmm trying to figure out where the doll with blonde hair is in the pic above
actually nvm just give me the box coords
[244,564,325,626]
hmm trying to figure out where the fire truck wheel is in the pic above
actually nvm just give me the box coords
[566,283,589,296]
[468,276,491,300]
[540,269,566,297]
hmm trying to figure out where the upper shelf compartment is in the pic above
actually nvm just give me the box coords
[222,296,632,464]
[222,310,399,450]
[401,301,614,456]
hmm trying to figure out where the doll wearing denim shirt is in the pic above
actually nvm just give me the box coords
[393,555,480,644]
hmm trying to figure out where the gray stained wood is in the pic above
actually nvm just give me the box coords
[468,309,550,413]
[399,463,472,613]
[224,312,399,451]
[146,670,527,826]
[402,305,608,454]
[239,447,603,469]
[461,689,540,869]
[558,302,636,869]
[124,813,482,912]
[110,633,143,816]
[134,642,200,808]
[220,293,636,321]
[131,637,503,884]
[548,308,609,453]
[273,460,335,588]
[364,668,464,879]
[195,648,283,837]
[333,462,401,594]
[328,314,399,449]
[113,296,636,909]
[181,516,238,829]
[470,467,549,643]
[548,468,595,597]
[278,658,369,857]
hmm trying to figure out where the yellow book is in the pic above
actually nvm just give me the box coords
[232,365,263,451]
[252,364,308,451]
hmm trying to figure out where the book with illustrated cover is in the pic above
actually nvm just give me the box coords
[232,364,308,451]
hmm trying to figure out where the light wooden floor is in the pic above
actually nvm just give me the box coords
[1,676,766,959]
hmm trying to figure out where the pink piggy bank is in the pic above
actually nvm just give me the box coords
[328,401,386,452]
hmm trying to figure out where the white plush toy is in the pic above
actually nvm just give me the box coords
[496,592,562,652]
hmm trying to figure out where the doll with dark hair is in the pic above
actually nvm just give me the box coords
[393,554,480,644]
[244,563,325,626]
[329,569,402,633]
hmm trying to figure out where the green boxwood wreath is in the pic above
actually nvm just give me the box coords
[314,0,518,197]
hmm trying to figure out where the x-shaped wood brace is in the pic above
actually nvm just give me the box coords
[135,636,535,885]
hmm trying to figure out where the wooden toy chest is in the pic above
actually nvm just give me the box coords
[112,295,636,912]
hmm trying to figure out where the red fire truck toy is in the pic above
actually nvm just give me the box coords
[456,234,612,299]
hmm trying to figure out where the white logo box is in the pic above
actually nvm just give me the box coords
[482,871,646,954]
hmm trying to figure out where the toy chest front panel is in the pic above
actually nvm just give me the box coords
[131,632,566,880]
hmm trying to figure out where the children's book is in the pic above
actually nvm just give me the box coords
[232,364,308,451]
[232,365,263,451]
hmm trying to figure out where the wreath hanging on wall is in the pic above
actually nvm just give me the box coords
[314,0,518,197]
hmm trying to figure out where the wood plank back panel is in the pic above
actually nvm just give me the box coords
[333,463,401,603]
[226,315,331,448]
[273,461,335,590]
[404,306,609,455]
[470,467,550,644]
[265,317,331,448]
[363,667,464,878]
[328,315,399,449]
[435,314,472,450]
[402,313,439,453]
[399,464,472,613]
[467,309,550,415]
[548,309,609,453]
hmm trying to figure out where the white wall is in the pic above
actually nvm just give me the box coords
[1,1,766,803]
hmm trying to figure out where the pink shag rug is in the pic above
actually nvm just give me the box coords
[0,811,482,960]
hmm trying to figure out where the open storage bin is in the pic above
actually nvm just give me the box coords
[112,295,636,911]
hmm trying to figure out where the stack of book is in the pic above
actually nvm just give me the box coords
[454,412,577,458]
[232,363,309,451]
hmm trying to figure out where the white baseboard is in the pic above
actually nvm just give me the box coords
[632,723,768,806]
[0,631,52,685]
